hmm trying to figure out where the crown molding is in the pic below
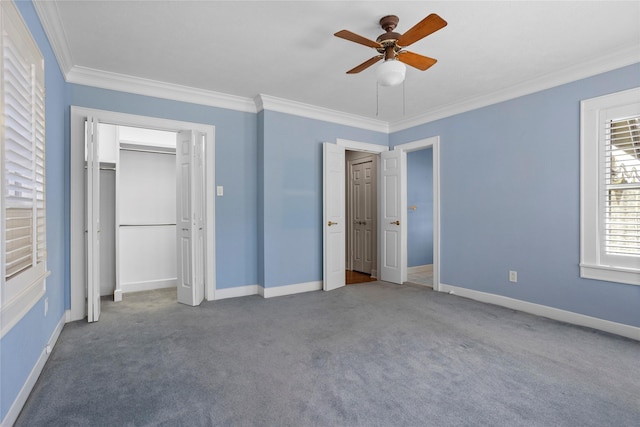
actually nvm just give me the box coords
[30,0,639,135]
[32,0,74,75]
[389,46,640,133]
[67,66,257,113]
[256,94,389,134]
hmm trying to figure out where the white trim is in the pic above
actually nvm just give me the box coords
[67,66,256,113]
[580,87,640,286]
[69,107,216,321]
[1,313,65,427]
[31,0,73,75]
[257,94,389,134]
[260,281,323,299]
[337,138,388,153]
[407,264,433,274]
[0,271,48,338]
[439,283,640,341]
[120,278,176,294]
[389,47,640,133]
[393,137,441,292]
[215,285,260,300]
[580,263,640,286]
[29,0,640,135]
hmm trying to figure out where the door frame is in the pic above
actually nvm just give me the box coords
[393,136,441,291]
[69,107,216,321]
[346,154,377,276]
[336,139,388,283]
[328,137,440,291]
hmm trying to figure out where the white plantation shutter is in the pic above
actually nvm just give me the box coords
[604,116,640,256]
[1,0,48,335]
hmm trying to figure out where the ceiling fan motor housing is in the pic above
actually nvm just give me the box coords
[377,15,402,59]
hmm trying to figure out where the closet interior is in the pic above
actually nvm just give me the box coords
[93,124,178,299]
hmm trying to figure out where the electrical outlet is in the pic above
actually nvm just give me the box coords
[509,271,518,283]
[44,297,48,316]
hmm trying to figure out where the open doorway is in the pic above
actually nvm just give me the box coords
[91,124,179,301]
[70,107,216,322]
[345,150,378,285]
[406,147,434,287]
[322,136,440,292]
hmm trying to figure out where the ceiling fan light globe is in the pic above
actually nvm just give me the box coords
[376,60,406,87]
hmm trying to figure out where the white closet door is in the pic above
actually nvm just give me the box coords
[323,143,346,291]
[176,130,204,306]
[86,117,101,322]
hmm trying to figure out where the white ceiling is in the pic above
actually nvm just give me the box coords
[36,1,640,124]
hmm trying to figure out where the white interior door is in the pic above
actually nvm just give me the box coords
[380,149,406,284]
[351,160,375,274]
[194,133,205,301]
[176,130,204,306]
[323,143,346,291]
[86,117,101,322]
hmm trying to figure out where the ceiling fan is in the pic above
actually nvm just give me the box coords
[335,13,447,86]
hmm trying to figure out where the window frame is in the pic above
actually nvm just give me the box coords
[580,87,640,286]
[1,0,49,337]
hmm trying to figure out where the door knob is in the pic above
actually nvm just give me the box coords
[328,221,338,226]
[390,220,400,225]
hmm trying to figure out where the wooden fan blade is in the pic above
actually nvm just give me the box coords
[347,56,383,74]
[334,30,382,49]
[397,51,437,71]
[396,13,447,47]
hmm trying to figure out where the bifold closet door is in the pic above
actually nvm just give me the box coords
[86,117,101,322]
[176,130,205,307]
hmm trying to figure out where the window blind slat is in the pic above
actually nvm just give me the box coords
[604,117,640,256]
[3,13,46,282]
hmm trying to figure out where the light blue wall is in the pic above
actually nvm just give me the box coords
[69,85,258,290]
[259,111,388,287]
[391,63,640,327]
[1,0,69,420]
[407,149,433,267]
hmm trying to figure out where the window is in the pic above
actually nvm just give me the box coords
[580,87,640,286]
[1,0,48,336]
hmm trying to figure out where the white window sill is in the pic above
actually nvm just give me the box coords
[1,270,50,338]
[580,263,640,286]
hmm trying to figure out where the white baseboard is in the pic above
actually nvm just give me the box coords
[260,281,323,298]
[439,283,640,341]
[215,285,260,300]
[1,313,65,427]
[408,264,433,274]
[120,278,176,294]
[211,281,323,301]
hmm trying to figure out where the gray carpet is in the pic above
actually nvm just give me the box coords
[15,282,640,426]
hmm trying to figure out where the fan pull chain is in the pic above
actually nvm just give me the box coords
[376,82,379,117]
[403,80,406,116]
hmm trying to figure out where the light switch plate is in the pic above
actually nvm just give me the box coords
[216,186,224,196]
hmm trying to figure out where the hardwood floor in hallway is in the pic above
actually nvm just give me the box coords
[345,270,376,285]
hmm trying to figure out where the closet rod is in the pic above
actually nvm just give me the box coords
[120,147,176,156]
[119,223,177,227]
